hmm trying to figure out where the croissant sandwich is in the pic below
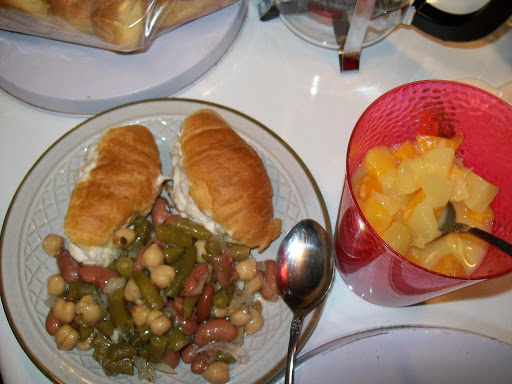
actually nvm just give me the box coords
[169,109,282,252]
[64,124,166,266]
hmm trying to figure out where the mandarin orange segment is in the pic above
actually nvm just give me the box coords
[431,253,466,277]
[392,140,419,161]
[401,190,426,222]
[356,174,382,201]
[361,195,393,232]
[416,134,464,154]
[464,205,495,226]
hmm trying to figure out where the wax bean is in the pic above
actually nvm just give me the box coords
[154,225,193,247]
[132,271,164,310]
[227,243,250,261]
[107,289,133,329]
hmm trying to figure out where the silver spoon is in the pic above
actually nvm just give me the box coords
[437,202,512,257]
[276,219,335,384]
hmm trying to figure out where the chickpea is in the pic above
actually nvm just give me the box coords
[76,336,94,351]
[75,295,102,324]
[47,274,66,296]
[150,264,175,289]
[202,361,230,384]
[146,310,172,336]
[235,257,257,281]
[42,234,64,257]
[142,243,164,269]
[53,298,76,324]
[229,305,251,326]
[124,278,141,302]
[131,304,150,326]
[112,228,136,249]
[244,271,263,294]
[245,308,264,335]
[212,306,228,318]
[54,324,78,350]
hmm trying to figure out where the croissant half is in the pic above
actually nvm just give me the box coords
[64,124,164,253]
[171,109,282,252]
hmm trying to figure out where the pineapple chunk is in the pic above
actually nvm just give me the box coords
[362,146,397,178]
[406,201,441,248]
[361,194,393,232]
[392,140,419,161]
[419,147,455,180]
[381,222,411,255]
[393,157,422,195]
[416,134,464,154]
[464,170,499,214]
[371,192,402,215]
[450,162,469,202]
[421,175,454,209]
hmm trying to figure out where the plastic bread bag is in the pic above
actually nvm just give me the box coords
[0,0,238,52]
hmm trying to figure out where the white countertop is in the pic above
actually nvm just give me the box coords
[1,1,512,383]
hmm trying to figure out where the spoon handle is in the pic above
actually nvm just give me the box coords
[284,314,304,384]
[468,227,512,257]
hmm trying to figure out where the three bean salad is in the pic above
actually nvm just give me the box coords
[43,196,279,383]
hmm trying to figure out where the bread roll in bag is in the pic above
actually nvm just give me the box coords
[170,109,281,252]
[64,124,166,266]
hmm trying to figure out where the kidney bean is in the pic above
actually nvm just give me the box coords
[161,348,181,369]
[212,249,237,289]
[78,265,119,291]
[176,313,199,336]
[56,249,80,283]
[193,319,237,347]
[196,283,214,323]
[181,344,200,364]
[261,260,279,301]
[191,352,214,374]
[45,308,61,336]
[182,264,209,296]
[173,297,184,315]
[151,197,181,226]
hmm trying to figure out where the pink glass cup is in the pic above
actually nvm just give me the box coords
[334,80,512,307]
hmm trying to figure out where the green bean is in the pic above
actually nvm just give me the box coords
[73,314,88,328]
[146,335,169,363]
[167,326,190,352]
[154,225,193,247]
[93,332,112,350]
[183,295,199,318]
[174,219,212,240]
[205,240,221,256]
[163,246,196,298]
[132,271,164,310]
[213,283,236,309]
[137,342,151,362]
[249,300,263,313]
[109,342,137,361]
[107,260,118,272]
[102,359,134,376]
[116,256,133,279]
[107,289,133,329]
[216,350,237,364]
[79,325,94,341]
[137,324,152,342]
[68,281,99,300]
[163,245,184,265]
[129,216,152,250]
[96,319,116,338]
[227,242,251,261]
[200,251,212,263]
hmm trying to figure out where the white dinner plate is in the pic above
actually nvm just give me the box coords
[270,326,512,384]
[0,98,330,384]
[0,0,247,115]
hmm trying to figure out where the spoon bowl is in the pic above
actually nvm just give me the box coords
[276,218,335,384]
[437,202,512,257]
